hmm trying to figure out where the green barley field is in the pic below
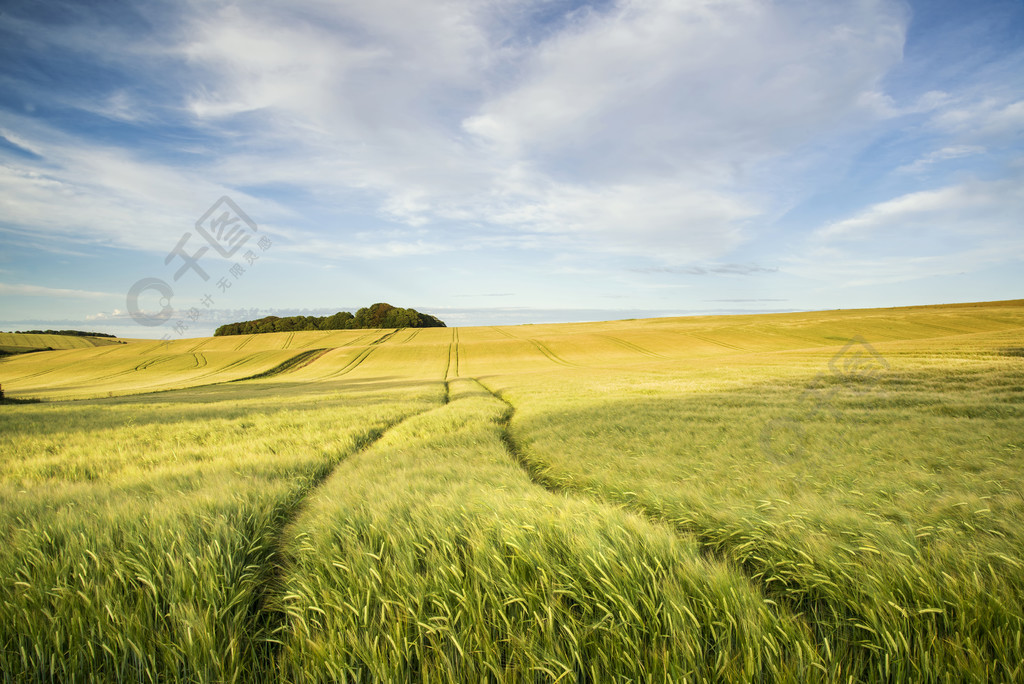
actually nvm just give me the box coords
[2,300,1023,682]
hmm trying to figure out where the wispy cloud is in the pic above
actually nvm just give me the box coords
[932,98,1024,140]
[75,0,910,263]
[897,145,986,173]
[815,176,1024,242]
[632,264,778,276]
[0,282,117,299]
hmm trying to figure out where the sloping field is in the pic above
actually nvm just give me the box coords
[0,332,123,356]
[1,300,1023,681]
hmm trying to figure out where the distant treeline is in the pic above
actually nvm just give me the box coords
[214,303,446,336]
[13,329,117,338]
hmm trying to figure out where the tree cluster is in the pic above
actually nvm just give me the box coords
[213,303,445,336]
[13,330,117,338]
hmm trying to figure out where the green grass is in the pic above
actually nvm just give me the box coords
[1,300,1023,681]
[0,384,441,682]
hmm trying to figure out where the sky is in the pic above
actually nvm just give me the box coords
[0,0,1022,338]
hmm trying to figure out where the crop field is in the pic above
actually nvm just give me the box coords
[0,333,123,357]
[1,300,1023,682]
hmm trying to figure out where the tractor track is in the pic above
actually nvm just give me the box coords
[342,332,376,347]
[444,328,460,381]
[688,333,745,351]
[250,406,436,679]
[313,330,399,380]
[528,339,576,367]
[320,347,376,380]
[234,335,256,351]
[473,377,832,671]
[595,334,665,359]
[231,349,332,382]
[369,329,400,345]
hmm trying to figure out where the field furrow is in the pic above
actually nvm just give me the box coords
[528,339,576,367]
[342,332,376,347]
[451,328,460,378]
[399,328,421,343]
[235,349,333,381]
[687,332,746,351]
[323,347,376,379]
[234,335,255,351]
[594,334,666,359]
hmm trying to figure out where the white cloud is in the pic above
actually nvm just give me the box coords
[784,241,1024,288]
[180,0,490,126]
[816,177,1024,242]
[856,88,954,119]
[0,111,297,255]
[165,0,910,263]
[7,0,1019,282]
[78,90,155,124]
[463,0,907,172]
[0,127,44,157]
[931,98,1024,141]
[897,145,986,173]
[795,175,1024,287]
[0,282,117,298]
[486,180,755,260]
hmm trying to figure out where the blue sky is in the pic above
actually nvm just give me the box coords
[1,0,1022,338]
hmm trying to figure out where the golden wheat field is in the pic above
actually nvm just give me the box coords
[1,300,1023,682]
